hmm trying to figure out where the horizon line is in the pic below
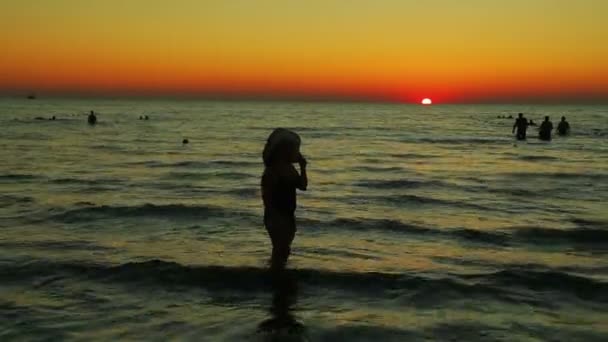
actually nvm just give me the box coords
[1,93,608,106]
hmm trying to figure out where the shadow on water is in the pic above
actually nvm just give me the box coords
[257,269,305,339]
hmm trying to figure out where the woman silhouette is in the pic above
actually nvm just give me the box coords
[261,128,308,269]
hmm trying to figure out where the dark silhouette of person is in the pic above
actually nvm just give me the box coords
[508,115,513,119]
[261,128,307,270]
[88,111,97,125]
[557,116,570,136]
[528,119,536,126]
[539,116,553,141]
[139,116,143,120]
[512,113,529,140]
[182,138,189,145]
[144,115,149,120]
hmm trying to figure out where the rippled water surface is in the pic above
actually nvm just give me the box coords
[1,98,608,341]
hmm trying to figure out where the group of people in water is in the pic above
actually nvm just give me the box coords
[511,113,570,141]
[87,111,150,125]
[85,111,193,145]
[82,110,568,144]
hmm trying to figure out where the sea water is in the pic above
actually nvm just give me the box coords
[1,98,607,341]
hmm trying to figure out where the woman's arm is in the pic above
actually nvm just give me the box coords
[297,155,308,191]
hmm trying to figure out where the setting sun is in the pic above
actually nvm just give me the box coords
[422,98,433,105]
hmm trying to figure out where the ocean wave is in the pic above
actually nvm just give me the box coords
[302,217,608,249]
[311,324,418,342]
[301,218,510,246]
[354,179,446,189]
[0,240,115,251]
[171,161,214,168]
[0,194,34,208]
[0,174,39,181]
[357,178,558,200]
[355,176,569,200]
[181,186,259,198]
[301,217,427,233]
[513,227,608,245]
[298,246,383,260]
[206,159,259,167]
[166,160,255,168]
[49,177,127,187]
[2,259,606,304]
[432,257,608,275]
[571,218,608,229]
[89,144,125,152]
[465,269,607,302]
[48,203,241,223]
[502,172,608,181]
[312,321,608,342]
[389,153,440,159]
[226,187,259,198]
[126,160,169,168]
[210,171,255,179]
[472,185,546,198]
[129,159,258,169]
[414,137,510,145]
[513,155,560,162]
[162,171,253,181]
[379,194,496,212]
[161,171,212,180]
[352,165,405,173]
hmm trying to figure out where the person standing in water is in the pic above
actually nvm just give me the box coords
[539,116,553,141]
[512,113,529,140]
[261,128,308,270]
[88,110,97,125]
[557,116,570,136]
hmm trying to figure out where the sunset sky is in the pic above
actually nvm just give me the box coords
[1,0,607,103]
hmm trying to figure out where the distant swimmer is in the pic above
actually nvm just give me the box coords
[557,116,570,136]
[512,113,529,140]
[508,115,513,119]
[528,119,536,126]
[539,116,553,141]
[144,115,149,120]
[182,138,189,145]
[88,111,97,125]
[50,116,56,121]
[139,116,143,120]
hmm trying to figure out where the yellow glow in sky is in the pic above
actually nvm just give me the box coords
[1,0,607,102]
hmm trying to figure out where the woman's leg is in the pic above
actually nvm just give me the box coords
[265,213,296,269]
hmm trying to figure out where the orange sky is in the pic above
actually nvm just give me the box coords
[1,0,608,103]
